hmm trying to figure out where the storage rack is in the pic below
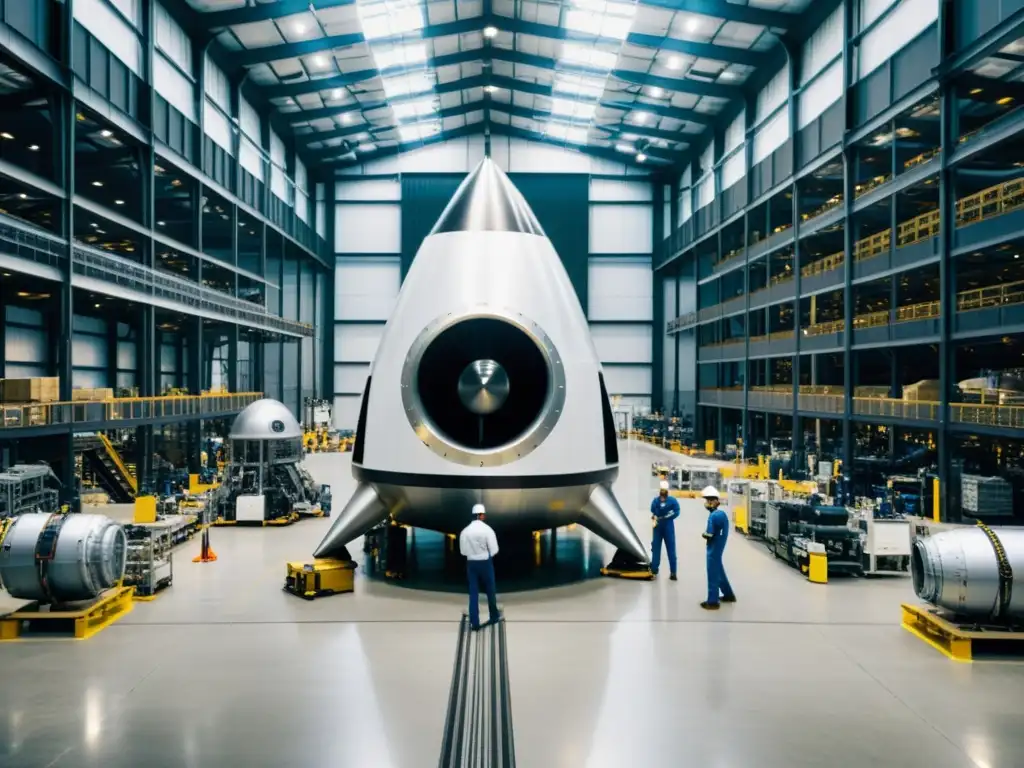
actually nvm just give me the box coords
[122,524,173,597]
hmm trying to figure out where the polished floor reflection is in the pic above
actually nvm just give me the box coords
[2,441,1023,767]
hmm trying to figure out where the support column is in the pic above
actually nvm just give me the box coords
[57,50,76,503]
[651,181,665,414]
[187,317,203,473]
[936,0,956,522]
[227,324,239,393]
[840,0,855,477]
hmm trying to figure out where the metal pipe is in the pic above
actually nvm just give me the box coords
[912,526,1024,621]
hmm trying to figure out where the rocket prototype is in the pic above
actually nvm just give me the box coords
[314,158,648,565]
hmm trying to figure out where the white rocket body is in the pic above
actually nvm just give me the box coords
[314,159,647,564]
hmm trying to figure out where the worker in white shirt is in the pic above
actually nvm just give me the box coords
[459,503,500,630]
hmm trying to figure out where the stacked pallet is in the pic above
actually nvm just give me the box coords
[0,377,59,403]
[72,388,114,402]
[961,475,1014,517]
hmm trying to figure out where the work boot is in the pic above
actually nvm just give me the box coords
[721,595,737,603]
[699,601,720,611]
[669,573,677,581]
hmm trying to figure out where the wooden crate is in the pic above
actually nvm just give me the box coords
[0,377,59,403]
[72,387,114,402]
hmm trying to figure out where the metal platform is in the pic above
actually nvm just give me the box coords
[0,586,135,640]
[901,603,1024,662]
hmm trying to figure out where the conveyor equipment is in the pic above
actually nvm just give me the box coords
[767,501,863,577]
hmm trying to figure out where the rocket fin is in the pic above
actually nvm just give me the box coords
[578,484,649,565]
[313,482,388,559]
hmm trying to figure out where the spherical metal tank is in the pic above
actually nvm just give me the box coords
[0,513,127,603]
[229,398,302,440]
[911,526,1024,620]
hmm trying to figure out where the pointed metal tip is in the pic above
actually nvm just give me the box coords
[430,158,545,236]
[578,485,649,564]
[312,483,388,559]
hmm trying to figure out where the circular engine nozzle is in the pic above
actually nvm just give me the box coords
[458,359,510,415]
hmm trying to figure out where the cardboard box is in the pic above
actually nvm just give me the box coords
[903,379,941,402]
[0,377,59,403]
[72,388,114,402]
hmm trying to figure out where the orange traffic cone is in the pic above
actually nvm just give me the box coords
[192,524,218,563]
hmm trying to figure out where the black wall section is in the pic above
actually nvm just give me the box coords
[400,173,465,279]
[399,172,590,308]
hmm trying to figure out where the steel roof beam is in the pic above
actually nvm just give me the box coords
[322,121,480,167]
[636,0,795,29]
[201,0,355,29]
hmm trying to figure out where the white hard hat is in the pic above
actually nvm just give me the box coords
[659,481,670,491]
[472,503,486,517]
[701,485,720,499]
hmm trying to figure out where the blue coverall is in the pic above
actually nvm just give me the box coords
[650,494,680,575]
[704,508,735,605]
[466,559,499,629]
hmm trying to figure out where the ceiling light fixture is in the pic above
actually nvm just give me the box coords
[312,55,327,67]
[484,84,498,93]
[18,193,28,199]
[667,55,682,70]
[0,132,13,140]
[357,143,377,152]
[637,152,647,163]
[341,112,354,124]
[634,111,651,124]
[564,0,636,41]
[649,86,665,99]
[28,144,39,151]
[293,21,306,34]
[115,199,125,205]
[358,0,425,40]
[92,181,103,187]
[685,16,700,33]
[484,25,499,38]
[100,129,113,138]
[615,142,635,154]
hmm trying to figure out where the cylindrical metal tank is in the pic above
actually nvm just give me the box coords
[911,526,1024,620]
[0,513,127,603]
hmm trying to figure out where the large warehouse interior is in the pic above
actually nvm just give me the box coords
[2,0,1024,766]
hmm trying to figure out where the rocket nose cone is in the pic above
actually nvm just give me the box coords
[430,157,545,236]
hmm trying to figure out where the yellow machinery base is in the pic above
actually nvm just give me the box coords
[600,567,656,580]
[284,559,356,600]
[214,512,300,527]
[0,586,135,641]
[901,603,1024,662]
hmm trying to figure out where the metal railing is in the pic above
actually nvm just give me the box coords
[951,403,1024,429]
[0,211,313,338]
[956,176,1024,225]
[957,279,1024,311]
[853,398,939,421]
[0,392,262,431]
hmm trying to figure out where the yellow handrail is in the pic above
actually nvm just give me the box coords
[956,279,1024,311]
[98,433,138,494]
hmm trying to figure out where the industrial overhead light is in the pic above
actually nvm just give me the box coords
[614,142,635,154]
[28,144,39,151]
[0,132,13,140]
[667,55,682,71]
[17,193,27,199]
[312,55,328,68]
[357,143,377,152]
[92,181,103,187]
[685,16,700,32]
[340,112,355,124]
[100,129,113,138]
[484,84,498,93]
[115,199,125,206]
[633,111,651,124]
[648,86,665,99]
[293,21,307,35]
[997,96,1014,105]
[483,25,499,39]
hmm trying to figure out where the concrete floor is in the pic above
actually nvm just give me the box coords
[2,439,1024,767]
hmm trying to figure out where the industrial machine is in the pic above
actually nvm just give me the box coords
[767,501,864,577]
[284,558,355,600]
[0,512,126,602]
[912,524,1024,621]
[313,158,648,569]
[303,397,333,453]
[857,512,912,576]
[0,464,61,518]
[210,398,327,523]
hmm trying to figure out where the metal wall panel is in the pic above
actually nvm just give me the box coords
[333,323,385,364]
[334,363,369,395]
[602,365,652,395]
[334,258,400,320]
[335,178,401,201]
[335,203,401,253]
[333,394,363,430]
[588,258,654,321]
[589,204,653,254]
[590,324,653,364]
[5,326,46,364]
[589,178,653,202]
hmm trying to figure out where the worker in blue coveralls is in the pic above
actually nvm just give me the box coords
[650,480,680,580]
[700,486,736,610]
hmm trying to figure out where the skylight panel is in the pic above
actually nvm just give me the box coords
[398,121,440,142]
[552,73,606,100]
[382,71,434,98]
[357,0,425,40]
[549,98,597,120]
[561,43,618,71]
[374,42,429,70]
[545,123,590,144]
[392,97,437,120]
[564,0,637,41]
